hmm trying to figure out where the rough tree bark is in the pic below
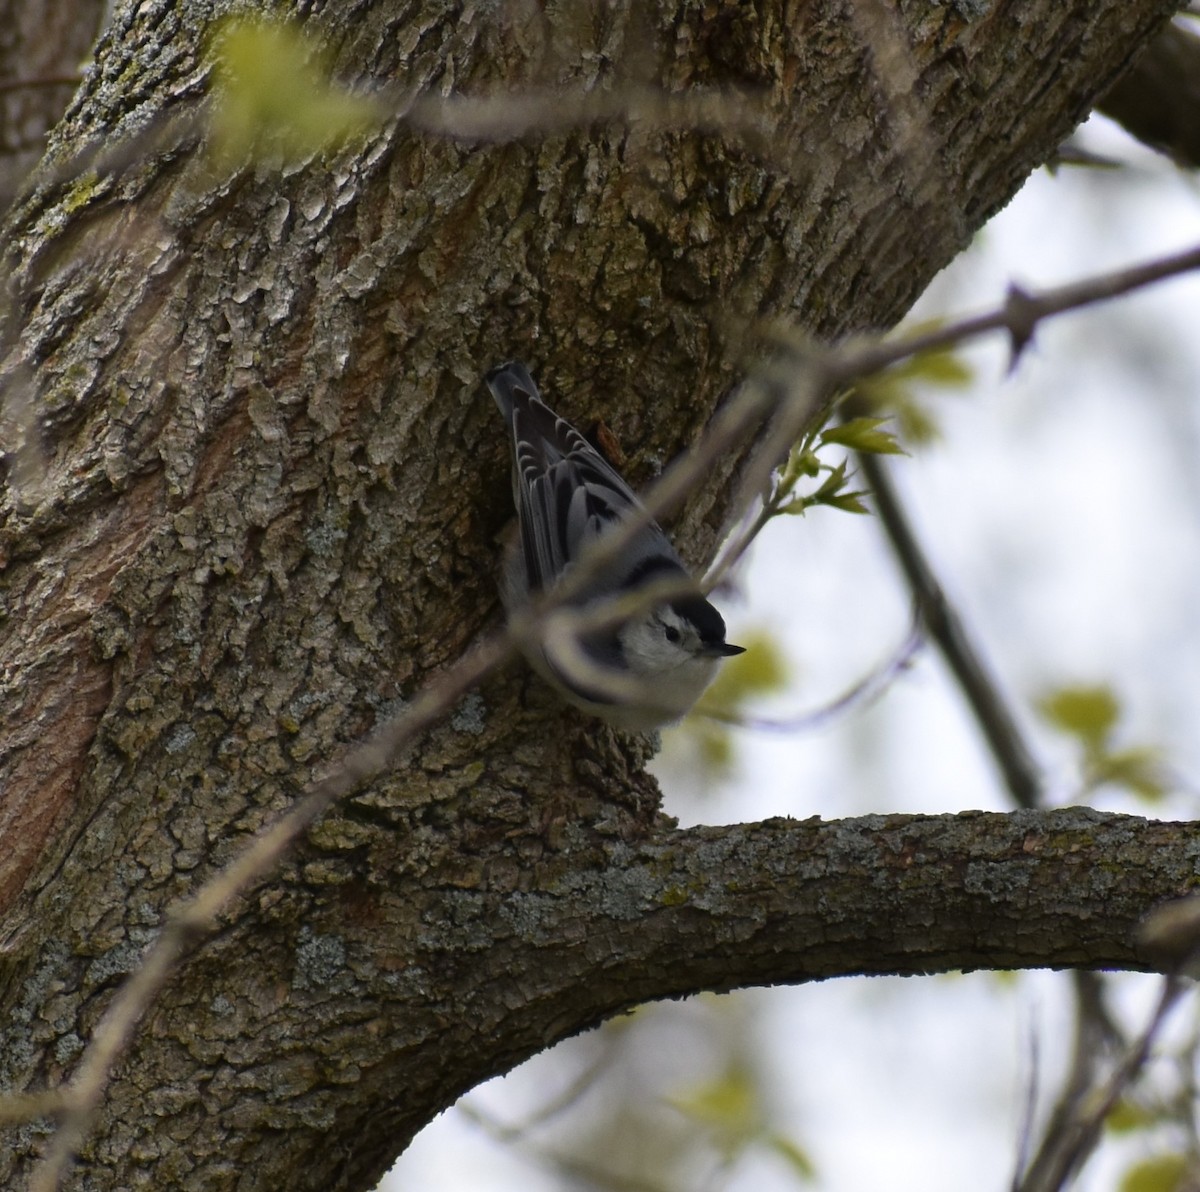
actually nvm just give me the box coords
[0,0,1186,1188]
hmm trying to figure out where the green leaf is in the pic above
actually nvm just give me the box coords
[1036,684,1120,750]
[703,630,789,709]
[672,1065,753,1137]
[768,1128,816,1176]
[1093,747,1168,802]
[697,727,734,772]
[1119,1153,1188,1192]
[209,17,379,166]
[1105,1098,1156,1135]
[765,1132,817,1181]
[782,445,822,485]
[900,345,974,388]
[669,1069,756,1128]
[666,1066,762,1162]
[773,460,872,518]
[852,377,905,415]
[822,490,871,514]
[819,417,905,456]
[848,337,973,445]
[668,1066,814,1182]
[1038,684,1170,801]
[810,459,848,497]
[891,395,942,445]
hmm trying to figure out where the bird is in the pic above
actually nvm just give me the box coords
[486,360,744,730]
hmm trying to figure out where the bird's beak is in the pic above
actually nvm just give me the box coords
[711,642,746,657]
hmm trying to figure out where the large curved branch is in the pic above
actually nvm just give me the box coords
[602,810,1179,990]
[329,807,1191,1180]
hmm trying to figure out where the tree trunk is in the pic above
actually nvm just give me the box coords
[0,0,1179,1188]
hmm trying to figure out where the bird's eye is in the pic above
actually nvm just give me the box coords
[664,625,682,644]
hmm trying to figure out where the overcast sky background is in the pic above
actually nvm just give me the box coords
[391,111,1200,1192]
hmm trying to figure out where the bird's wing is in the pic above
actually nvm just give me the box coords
[488,363,651,596]
[511,395,642,594]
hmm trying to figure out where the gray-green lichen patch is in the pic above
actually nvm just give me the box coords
[292,927,348,991]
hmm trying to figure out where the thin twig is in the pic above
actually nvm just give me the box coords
[817,243,1200,383]
[0,74,81,96]
[460,1042,622,1143]
[698,613,923,732]
[1012,972,1123,1192]
[460,1101,674,1192]
[0,1091,68,1124]
[859,455,1142,1192]
[1014,977,1184,1192]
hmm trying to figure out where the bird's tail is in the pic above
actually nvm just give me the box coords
[484,360,539,418]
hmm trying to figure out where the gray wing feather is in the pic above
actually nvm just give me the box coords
[486,362,682,599]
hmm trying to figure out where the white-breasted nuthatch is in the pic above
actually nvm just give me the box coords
[486,361,744,730]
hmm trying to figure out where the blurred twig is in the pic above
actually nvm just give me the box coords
[1015,979,1185,1192]
[698,613,923,733]
[848,360,1169,1192]
[460,1042,623,1144]
[0,74,81,96]
[1012,972,1124,1192]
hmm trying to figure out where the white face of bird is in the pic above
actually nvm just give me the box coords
[618,606,718,676]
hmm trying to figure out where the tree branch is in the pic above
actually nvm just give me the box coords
[1015,977,1185,1192]
[1098,20,1200,168]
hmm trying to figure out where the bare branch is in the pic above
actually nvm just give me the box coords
[1015,978,1185,1192]
[812,242,1200,383]
[1098,20,1200,169]
[698,615,924,732]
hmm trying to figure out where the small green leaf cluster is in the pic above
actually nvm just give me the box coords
[1106,1098,1192,1192]
[770,416,904,523]
[208,17,380,167]
[851,336,973,444]
[667,1062,815,1183]
[1036,683,1167,802]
